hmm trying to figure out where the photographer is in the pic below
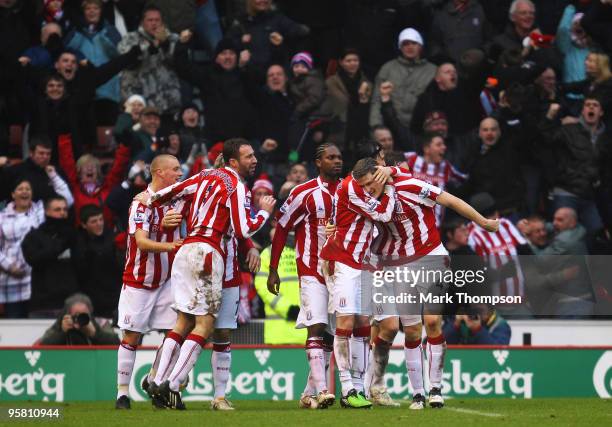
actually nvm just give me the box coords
[39,293,119,345]
[443,304,511,345]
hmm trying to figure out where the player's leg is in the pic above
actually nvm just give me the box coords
[367,316,399,406]
[350,315,371,395]
[403,317,426,410]
[116,329,141,409]
[424,313,446,408]
[334,313,356,397]
[152,311,194,387]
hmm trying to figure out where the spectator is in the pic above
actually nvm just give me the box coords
[20,22,64,69]
[177,103,206,163]
[106,161,150,233]
[122,94,146,124]
[117,5,182,117]
[429,0,491,62]
[556,4,590,90]
[57,133,130,226]
[22,195,78,318]
[174,36,257,144]
[370,28,436,134]
[581,0,612,53]
[460,117,525,217]
[325,48,372,153]
[0,180,45,318]
[146,0,197,34]
[518,214,549,250]
[39,292,120,345]
[277,163,308,200]
[0,137,74,203]
[114,105,160,161]
[410,61,485,137]
[73,204,122,319]
[227,0,310,71]
[372,125,395,154]
[65,0,122,124]
[42,0,72,33]
[250,174,275,249]
[404,133,467,225]
[248,64,294,181]
[287,51,328,161]
[539,98,607,236]
[489,0,537,60]
[443,305,511,345]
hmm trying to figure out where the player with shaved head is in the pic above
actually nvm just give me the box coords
[115,154,188,409]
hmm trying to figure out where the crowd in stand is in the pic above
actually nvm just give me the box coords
[0,0,611,321]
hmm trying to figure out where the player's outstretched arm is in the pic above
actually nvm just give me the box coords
[437,191,499,232]
[134,229,183,253]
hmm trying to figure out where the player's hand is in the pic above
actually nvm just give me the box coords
[516,218,530,236]
[134,191,150,206]
[373,166,392,185]
[267,268,281,295]
[179,29,193,44]
[482,218,499,233]
[325,222,336,238]
[170,239,184,251]
[380,81,393,102]
[246,248,261,273]
[61,314,74,332]
[162,209,182,229]
[260,195,277,214]
[269,31,283,46]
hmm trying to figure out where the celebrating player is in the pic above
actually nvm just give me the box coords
[267,143,343,409]
[320,157,396,408]
[366,166,499,410]
[144,138,275,409]
[115,154,187,410]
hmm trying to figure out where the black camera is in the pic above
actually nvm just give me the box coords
[72,312,90,327]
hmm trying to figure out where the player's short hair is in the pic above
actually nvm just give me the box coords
[355,140,383,160]
[151,154,177,172]
[384,151,405,167]
[315,142,339,160]
[223,138,252,163]
[80,204,103,224]
[352,157,378,180]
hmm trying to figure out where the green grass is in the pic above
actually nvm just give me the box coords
[1,399,610,426]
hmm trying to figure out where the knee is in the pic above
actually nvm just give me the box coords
[308,323,327,337]
[121,330,141,346]
[403,325,422,342]
[424,316,441,334]
[213,328,231,343]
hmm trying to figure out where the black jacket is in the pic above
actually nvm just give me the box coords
[0,158,57,203]
[40,313,119,345]
[174,43,257,143]
[73,228,122,318]
[21,217,78,313]
[538,118,602,200]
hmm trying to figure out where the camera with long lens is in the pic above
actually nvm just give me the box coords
[72,312,90,327]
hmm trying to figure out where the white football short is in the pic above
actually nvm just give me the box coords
[172,242,224,316]
[214,286,240,329]
[117,280,176,333]
[326,261,367,316]
[296,276,330,329]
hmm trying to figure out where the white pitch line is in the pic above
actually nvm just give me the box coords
[446,407,504,418]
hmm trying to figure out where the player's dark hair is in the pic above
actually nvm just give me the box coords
[355,140,382,160]
[315,142,339,160]
[352,157,378,179]
[80,204,103,224]
[223,138,251,163]
[384,151,405,167]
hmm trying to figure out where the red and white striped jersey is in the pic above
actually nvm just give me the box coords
[320,175,396,270]
[271,177,340,283]
[123,186,190,289]
[372,168,443,262]
[149,167,270,256]
[404,152,467,225]
[223,234,254,288]
[467,218,527,298]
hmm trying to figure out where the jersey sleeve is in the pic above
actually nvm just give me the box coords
[347,180,396,222]
[394,177,441,208]
[127,200,151,235]
[149,172,200,208]
[277,186,308,229]
[229,182,270,239]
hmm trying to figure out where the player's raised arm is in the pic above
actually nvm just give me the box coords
[229,182,275,239]
[147,171,200,207]
[436,191,499,232]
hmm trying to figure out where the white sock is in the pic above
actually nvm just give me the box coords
[334,329,353,395]
[350,335,369,393]
[404,339,425,396]
[117,341,137,398]
[212,342,231,399]
[154,332,183,385]
[368,336,391,391]
[427,335,447,389]
[305,337,326,393]
[303,371,315,397]
[168,334,204,392]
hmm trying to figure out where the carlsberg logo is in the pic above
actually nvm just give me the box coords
[0,368,65,401]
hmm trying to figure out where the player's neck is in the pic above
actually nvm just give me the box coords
[150,180,164,193]
[319,173,338,184]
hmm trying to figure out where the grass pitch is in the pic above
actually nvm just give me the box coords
[1,398,610,426]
